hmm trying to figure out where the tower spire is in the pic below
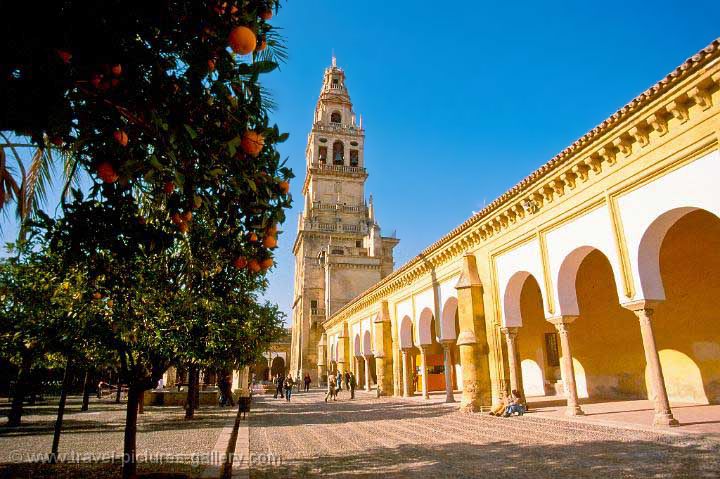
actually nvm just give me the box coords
[331,50,336,68]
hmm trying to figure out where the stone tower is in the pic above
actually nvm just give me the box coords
[290,57,399,382]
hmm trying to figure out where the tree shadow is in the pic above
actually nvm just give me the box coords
[250,438,720,478]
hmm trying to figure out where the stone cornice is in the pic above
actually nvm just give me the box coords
[323,39,720,330]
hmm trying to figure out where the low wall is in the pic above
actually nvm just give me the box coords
[144,389,219,407]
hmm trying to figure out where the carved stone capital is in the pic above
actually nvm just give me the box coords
[560,171,577,190]
[584,155,602,175]
[629,125,649,148]
[500,326,519,339]
[621,299,663,313]
[547,315,578,333]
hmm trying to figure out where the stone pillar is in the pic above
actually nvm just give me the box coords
[623,301,678,426]
[374,301,394,396]
[163,366,177,389]
[317,333,327,387]
[364,356,372,391]
[441,340,456,403]
[454,253,492,412]
[500,327,522,398]
[419,345,430,399]
[401,349,411,397]
[337,326,349,375]
[548,316,584,416]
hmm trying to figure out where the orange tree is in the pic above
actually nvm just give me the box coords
[2,2,292,477]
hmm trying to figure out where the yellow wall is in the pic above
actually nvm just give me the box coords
[654,210,720,404]
[571,250,647,399]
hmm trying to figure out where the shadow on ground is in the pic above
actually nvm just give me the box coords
[250,438,720,479]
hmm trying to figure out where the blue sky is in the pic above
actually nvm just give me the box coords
[3,1,719,325]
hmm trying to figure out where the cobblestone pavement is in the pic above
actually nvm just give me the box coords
[249,389,720,479]
[0,396,235,478]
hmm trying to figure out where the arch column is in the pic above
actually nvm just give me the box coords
[419,345,430,399]
[364,356,372,391]
[441,340,456,403]
[548,316,584,416]
[374,302,394,396]
[401,348,411,397]
[317,334,327,386]
[337,328,349,375]
[500,327,522,398]
[455,254,492,412]
[623,300,679,427]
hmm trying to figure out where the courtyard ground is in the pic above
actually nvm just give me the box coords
[248,388,720,478]
[0,396,236,478]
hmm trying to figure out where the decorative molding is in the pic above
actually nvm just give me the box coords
[606,193,635,298]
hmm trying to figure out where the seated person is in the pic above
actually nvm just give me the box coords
[504,389,525,417]
[489,394,510,416]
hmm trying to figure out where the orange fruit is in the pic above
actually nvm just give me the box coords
[178,222,190,234]
[92,292,102,300]
[247,259,261,273]
[248,232,258,242]
[263,235,277,249]
[260,258,273,270]
[56,50,72,64]
[233,256,248,269]
[97,162,119,183]
[207,58,216,71]
[240,130,264,157]
[111,64,122,76]
[181,211,193,222]
[107,300,114,309]
[113,130,128,146]
[260,10,273,20]
[163,181,175,194]
[279,180,290,194]
[171,213,183,225]
[228,26,257,55]
[266,224,278,236]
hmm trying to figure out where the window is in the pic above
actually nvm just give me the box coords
[318,146,327,163]
[350,150,359,167]
[330,111,341,124]
[545,333,560,367]
[332,141,344,165]
[331,248,344,255]
[310,300,318,309]
[331,78,339,88]
[355,240,362,247]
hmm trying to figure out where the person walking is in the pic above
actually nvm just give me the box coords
[336,372,342,392]
[325,373,337,402]
[273,374,284,399]
[304,373,311,392]
[344,371,350,391]
[284,374,294,402]
[349,372,357,399]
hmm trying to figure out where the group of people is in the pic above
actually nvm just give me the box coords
[489,389,526,417]
[325,371,357,402]
[272,372,313,402]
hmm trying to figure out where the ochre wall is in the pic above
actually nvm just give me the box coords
[654,210,720,404]
[571,250,646,400]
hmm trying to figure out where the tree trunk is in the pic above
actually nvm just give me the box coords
[8,354,32,427]
[49,358,71,463]
[115,381,122,404]
[194,368,201,411]
[138,391,144,415]
[185,365,197,419]
[81,369,92,412]
[122,384,140,479]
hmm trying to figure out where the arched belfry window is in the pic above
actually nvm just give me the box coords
[332,141,344,165]
[330,111,341,124]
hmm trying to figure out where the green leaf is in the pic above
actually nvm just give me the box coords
[184,124,198,140]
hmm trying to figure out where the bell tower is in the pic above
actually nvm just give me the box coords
[290,57,399,382]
